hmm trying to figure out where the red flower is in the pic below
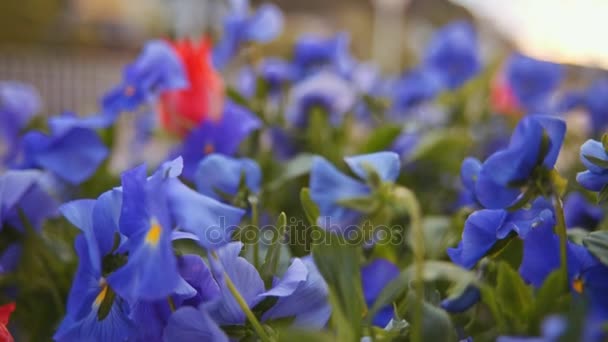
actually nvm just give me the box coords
[490,72,522,116]
[159,38,224,136]
[0,302,15,342]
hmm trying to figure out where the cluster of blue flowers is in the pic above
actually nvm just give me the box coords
[3,1,608,341]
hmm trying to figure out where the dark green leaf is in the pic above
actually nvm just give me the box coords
[495,261,533,324]
[583,231,608,266]
[266,154,315,191]
[337,196,379,213]
[226,86,250,107]
[260,212,287,287]
[360,125,402,154]
[277,329,335,342]
[602,133,608,152]
[599,184,608,204]
[300,188,320,226]
[312,230,365,341]
[583,154,608,169]
[530,269,569,328]
[400,293,457,342]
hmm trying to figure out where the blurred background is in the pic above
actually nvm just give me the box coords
[1,0,606,116]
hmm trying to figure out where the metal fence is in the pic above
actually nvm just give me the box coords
[0,46,135,115]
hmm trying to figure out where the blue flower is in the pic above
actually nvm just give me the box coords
[174,101,262,180]
[0,82,40,162]
[260,256,331,328]
[291,33,355,79]
[236,58,294,108]
[163,305,229,342]
[194,154,261,201]
[504,54,563,112]
[213,0,283,69]
[423,21,480,89]
[391,132,419,162]
[21,126,109,185]
[55,196,135,341]
[577,139,608,192]
[310,152,400,232]
[361,259,400,327]
[285,72,356,128]
[471,115,566,209]
[200,242,328,329]
[0,170,58,231]
[441,285,481,313]
[497,315,566,342]
[102,40,187,114]
[564,192,603,229]
[448,197,554,269]
[584,78,608,134]
[390,68,443,116]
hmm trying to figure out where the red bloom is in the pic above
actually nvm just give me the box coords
[490,72,522,116]
[0,302,15,342]
[159,38,224,136]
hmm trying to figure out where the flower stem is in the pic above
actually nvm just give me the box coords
[223,271,272,342]
[250,195,260,270]
[393,186,425,342]
[553,194,569,288]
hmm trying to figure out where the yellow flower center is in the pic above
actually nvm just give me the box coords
[145,222,162,246]
[572,278,584,294]
[94,283,109,307]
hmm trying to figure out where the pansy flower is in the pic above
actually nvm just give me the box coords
[212,0,283,70]
[577,139,608,192]
[361,259,400,327]
[0,82,41,163]
[20,126,108,185]
[102,40,187,116]
[422,21,480,89]
[173,101,262,180]
[469,115,566,209]
[291,33,355,79]
[285,72,356,128]
[503,53,563,113]
[194,153,261,201]
[448,197,554,269]
[563,192,603,230]
[310,152,400,232]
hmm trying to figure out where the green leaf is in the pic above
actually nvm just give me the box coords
[400,293,457,342]
[277,329,336,342]
[312,230,365,341]
[549,169,568,197]
[266,153,315,191]
[337,196,379,213]
[602,133,608,152]
[260,212,288,287]
[226,86,250,107]
[495,261,533,326]
[583,154,608,169]
[360,125,402,154]
[599,184,608,204]
[300,188,320,226]
[583,231,608,266]
[367,261,478,323]
[530,269,569,328]
[408,128,473,172]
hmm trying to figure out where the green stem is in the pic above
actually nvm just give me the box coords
[553,194,569,288]
[211,251,271,342]
[224,271,271,342]
[167,297,176,312]
[251,196,260,270]
[393,187,425,342]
